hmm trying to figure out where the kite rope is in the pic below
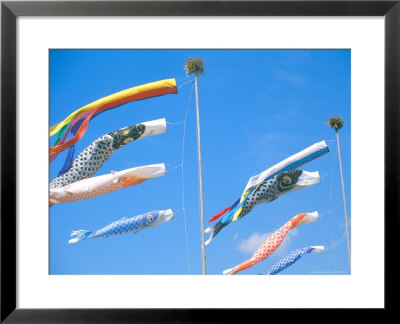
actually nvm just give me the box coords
[172,208,186,218]
[167,121,186,125]
[178,79,195,89]
[325,139,336,144]
[166,164,183,173]
[318,211,329,218]
[179,82,195,274]
[320,172,331,182]
[168,77,194,127]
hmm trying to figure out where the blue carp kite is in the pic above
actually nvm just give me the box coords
[69,209,174,244]
[260,246,325,275]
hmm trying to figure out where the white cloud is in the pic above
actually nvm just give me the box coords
[237,232,269,254]
[274,228,298,257]
[236,229,299,256]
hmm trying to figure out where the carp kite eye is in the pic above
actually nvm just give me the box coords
[147,214,155,223]
[283,176,292,184]
[124,130,129,135]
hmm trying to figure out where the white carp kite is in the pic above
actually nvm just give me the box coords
[49,163,166,206]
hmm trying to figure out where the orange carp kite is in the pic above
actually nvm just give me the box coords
[223,212,320,275]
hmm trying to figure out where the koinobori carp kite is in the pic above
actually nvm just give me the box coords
[205,170,321,245]
[49,78,177,161]
[208,141,329,224]
[69,209,174,244]
[260,246,324,275]
[223,212,320,275]
[50,118,167,189]
[49,163,166,206]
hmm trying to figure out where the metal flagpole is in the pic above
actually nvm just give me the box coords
[194,75,207,274]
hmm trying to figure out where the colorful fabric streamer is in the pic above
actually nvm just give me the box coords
[222,212,319,275]
[205,170,321,245]
[50,118,167,189]
[49,163,166,206]
[260,246,324,275]
[50,78,177,137]
[69,209,174,244]
[209,141,329,224]
[49,78,177,161]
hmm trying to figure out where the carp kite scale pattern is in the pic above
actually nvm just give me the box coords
[223,212,320,275]
[49,78,177,161]
[50,118,167,188]
[205,170,321,245]
[69,209,174,244]
[49,163,166,206]
[260,246,324,275]
[209,141,329,224]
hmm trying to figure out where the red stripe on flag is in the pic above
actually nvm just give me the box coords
[208,206,231,223]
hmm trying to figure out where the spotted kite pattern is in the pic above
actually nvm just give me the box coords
[68,210,173,244]
[50,174,148,204]
[109,123,145,150]
[224,213,307,275]
[50,123,145,189]
[88,211,162,239]
[260,246,314,275]
[207,170,303,242]
[238,170,302,219]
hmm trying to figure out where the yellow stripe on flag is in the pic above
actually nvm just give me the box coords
[49,78,177,137]
[232,182,264,221]
[232,191,249,221]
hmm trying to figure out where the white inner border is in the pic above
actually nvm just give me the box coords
[17,17,384,308]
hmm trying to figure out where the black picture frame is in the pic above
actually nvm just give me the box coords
[1,0,398,321]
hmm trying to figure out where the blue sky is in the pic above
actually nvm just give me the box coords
[49,49,351,275]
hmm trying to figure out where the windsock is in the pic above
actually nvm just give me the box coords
[49,78,177,161]
[260,246,324,275]
[69,209,174,244]
[50,118,167,188]
[49,163,165,206]
[223,212,319,275]
[205,170,321,245]
[208,141,328,224]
